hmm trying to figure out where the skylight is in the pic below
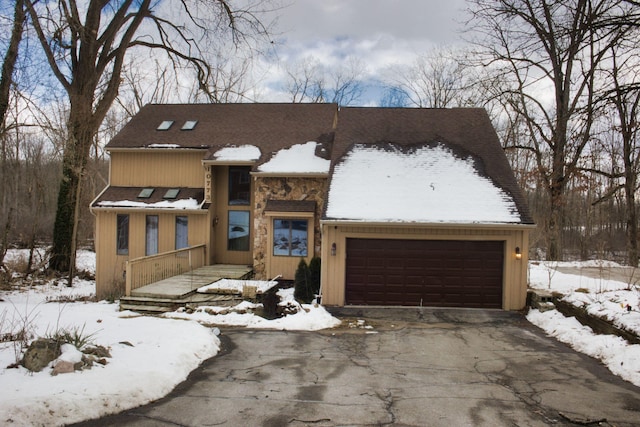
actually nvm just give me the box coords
[157,120,174,131]
[138,188,154,198]
[181,120,198,130]
[163,188,180,199]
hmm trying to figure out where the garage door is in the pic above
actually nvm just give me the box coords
[345,239,504,308]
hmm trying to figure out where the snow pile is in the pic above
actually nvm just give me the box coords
[325,143,521,223]
[197,279,278,294]
[527,261,640,386]
[258,141,330,174]
[0,289,219,426]
[214,145,261,161]
[528,260,633,293]
[166,288,341,331]
[527,309,640,386]
[0,250,341,426]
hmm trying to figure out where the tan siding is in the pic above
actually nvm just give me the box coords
[109,151,206,187]
[94,210,209,299]
[213,166,253,265]
[265,213,315,280]
[320,224,531,310]
[94,211,128,299]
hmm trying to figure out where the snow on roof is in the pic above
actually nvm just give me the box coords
[146,143,181,148]
[325,144,521,223]
[214,145,261,162]
[258,141,330,174]
[95,198,202,210]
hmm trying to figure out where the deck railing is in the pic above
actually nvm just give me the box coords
[125,244,207,295]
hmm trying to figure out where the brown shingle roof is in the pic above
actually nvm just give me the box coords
[265,200,316,213]
[103,104,532,224]
[329,107,533,224]
[106,103,338,169]
[92,187,205,209]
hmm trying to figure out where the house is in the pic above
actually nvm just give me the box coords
[90,103,534,309]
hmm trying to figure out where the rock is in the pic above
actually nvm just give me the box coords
[84,345,111,358]
[51,360,75,376]
[22,339,61,372]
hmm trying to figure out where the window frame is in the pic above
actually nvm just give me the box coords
[116,214,129,255]
[145,215,159,256]
[175,215,188,250]
[227,210,250,251]
[272,218,309,257]
[228,166,251,206]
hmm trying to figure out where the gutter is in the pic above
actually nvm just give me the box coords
[320,219,536,230]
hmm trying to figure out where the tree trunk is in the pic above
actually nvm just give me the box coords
[547,185,565,261]
[49,160,79,272]
[49,98,95,273]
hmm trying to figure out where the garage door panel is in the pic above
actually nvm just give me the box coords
[345,239,504,308]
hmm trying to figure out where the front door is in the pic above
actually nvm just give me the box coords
[214,166,253,265]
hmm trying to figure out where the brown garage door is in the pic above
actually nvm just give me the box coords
[345,239,504,308]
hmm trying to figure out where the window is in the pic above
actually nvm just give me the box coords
[138,188,154,198]
[273,219,308,257]
[116,214,129,255]
[228,166,251,205]
[175,216,188,250]
[157,120,174,131]
[145,215,159,256]
[164,188,180,199]
[228,211,250,251]
[181,120,198,130]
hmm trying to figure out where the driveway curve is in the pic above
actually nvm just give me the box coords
[73,308,640,427]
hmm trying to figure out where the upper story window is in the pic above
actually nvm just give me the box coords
[157,120,174,131]
[228,166,251,205]
[138,188,154,198]
[181,120,198,130]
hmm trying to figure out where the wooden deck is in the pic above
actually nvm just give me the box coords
[120,264,253,313]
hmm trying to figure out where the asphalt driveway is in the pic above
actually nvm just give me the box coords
[75,308,640,426]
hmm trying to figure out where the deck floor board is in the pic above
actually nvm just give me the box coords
[130,264,253,299]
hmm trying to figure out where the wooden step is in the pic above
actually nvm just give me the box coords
[119,303,177,314]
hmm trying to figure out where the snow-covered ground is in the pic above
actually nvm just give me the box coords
[527,260,640,386]
[0,249,340,426]
[2,250,640,426]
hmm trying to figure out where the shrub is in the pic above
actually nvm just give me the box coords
[294,258,313,304]
[46,324,95,350]
[308,257,321,295]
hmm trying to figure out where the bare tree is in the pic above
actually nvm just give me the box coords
[467,0,640,260]
[283,55,365,105]
[588,47,640,265]
[382,47,467,108]
[23,0,273,277]
[0,0,26,269]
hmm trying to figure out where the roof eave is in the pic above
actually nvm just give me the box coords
[251,171,329,178]
[202,159,257,166]
[320,219,536,230]
[91,206,209,214]
[106,147,209,153]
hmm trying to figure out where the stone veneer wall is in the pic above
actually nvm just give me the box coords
[252,176,327,279]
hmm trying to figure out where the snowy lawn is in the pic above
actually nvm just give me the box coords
[527,260,640,387]
[0,250,340,426]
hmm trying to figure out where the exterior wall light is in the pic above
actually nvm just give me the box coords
[331,243,337,256]
[515,246,522,260]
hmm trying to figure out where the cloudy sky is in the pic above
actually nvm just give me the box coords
[256,0,470,104]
